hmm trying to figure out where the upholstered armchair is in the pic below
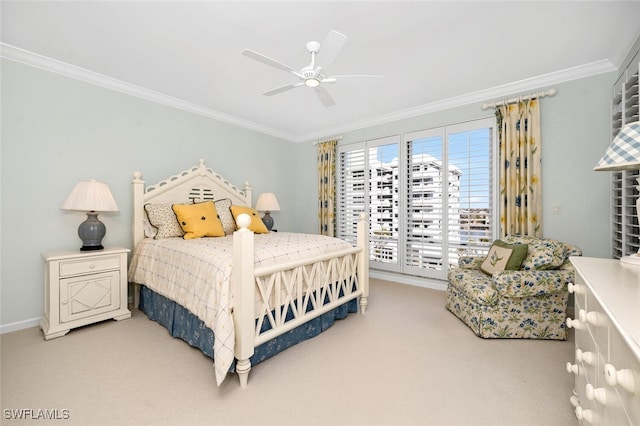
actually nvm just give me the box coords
[446,235,582,340]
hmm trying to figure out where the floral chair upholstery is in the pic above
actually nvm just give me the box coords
[446,235,582,340]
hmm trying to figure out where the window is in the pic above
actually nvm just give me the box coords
[337,118,497,280]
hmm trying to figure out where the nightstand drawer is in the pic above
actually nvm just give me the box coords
[59,255,120,277]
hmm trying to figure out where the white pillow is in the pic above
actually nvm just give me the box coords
[144,204,184,239]
[214,199,235,235]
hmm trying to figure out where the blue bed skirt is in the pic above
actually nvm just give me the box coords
[139,285,358,368]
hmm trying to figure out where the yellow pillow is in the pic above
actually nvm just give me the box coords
[172,201,225,239]
[230,205,269,234]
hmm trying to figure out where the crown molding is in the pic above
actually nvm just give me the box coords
[0,43,296,142]
[297,59,617,143]
[1,43,616,144]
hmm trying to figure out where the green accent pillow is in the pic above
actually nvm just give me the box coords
[172,201,225,239]
[230,205,269,234]
[480,240,528,275]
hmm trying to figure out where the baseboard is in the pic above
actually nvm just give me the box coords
[370,270,448,291]
[0,317,41,335]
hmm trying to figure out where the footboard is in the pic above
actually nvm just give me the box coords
[231,213,369,387]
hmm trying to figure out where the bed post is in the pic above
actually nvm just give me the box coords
[132,171,145,308]
[243,181,252,207]
[132,171,145,248]
[357,212,369,314]
[231,214,256,388]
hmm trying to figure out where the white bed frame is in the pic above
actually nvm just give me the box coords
[131,159,369,387]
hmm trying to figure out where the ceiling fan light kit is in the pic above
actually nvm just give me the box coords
[304,78,320,88]
[242,30,381,107]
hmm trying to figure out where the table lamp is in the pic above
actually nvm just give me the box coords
[255,192,280,231]
[594,121,640,265]
[61,179,120,251]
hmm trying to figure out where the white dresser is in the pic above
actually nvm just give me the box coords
[567,257,640,425]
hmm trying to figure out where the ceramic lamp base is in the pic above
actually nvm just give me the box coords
[262,212,274,231]
[78,212,106,251]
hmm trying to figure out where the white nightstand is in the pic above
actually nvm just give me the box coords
[40,247,131,340]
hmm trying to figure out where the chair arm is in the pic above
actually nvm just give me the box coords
[492,269,575,298]
[458,256,484,269]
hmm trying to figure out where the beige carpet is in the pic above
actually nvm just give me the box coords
[1,279,576,426]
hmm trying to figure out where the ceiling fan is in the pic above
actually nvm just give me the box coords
[241,30,382,107]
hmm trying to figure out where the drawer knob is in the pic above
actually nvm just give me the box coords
[585,383,607,405]
[566,362,581,375]
[575,406,595,424]
[604,363,636,394]
[575,349,594,366]
[566,318,583,329]
[578,309,601,326]
[569,394,579,408]
[567,282,584,294]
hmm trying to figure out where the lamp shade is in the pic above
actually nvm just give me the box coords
[255,193,281,212]
[61,179,119,212]
[594,122,640,171]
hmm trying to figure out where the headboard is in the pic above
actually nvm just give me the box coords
[132,159,252,248]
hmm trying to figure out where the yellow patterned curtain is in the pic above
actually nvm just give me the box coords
[318,139,337,236]
[496,99,542,237]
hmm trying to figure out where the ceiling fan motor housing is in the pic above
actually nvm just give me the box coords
[301,66,318,79]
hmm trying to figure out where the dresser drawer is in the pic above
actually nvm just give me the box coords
[584,289,609,359]
[608,325,640,423]
[59,255,121,277]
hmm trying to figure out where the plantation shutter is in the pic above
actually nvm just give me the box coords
[337,144,366,246]
[610,52,639,258]
[367,136,401,271]
[404,128,446,277]
[446,121,495,264]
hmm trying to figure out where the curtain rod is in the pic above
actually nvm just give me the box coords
[312,135,343,145]
[481,88,557,110]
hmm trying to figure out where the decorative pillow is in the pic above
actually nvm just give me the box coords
[142,218,157,238]
[503,235,565,270]
[214,199,235,235]
[230,205,269,234]
[172,201,225,239]
[144,203,184,239]
[480,240,529,275]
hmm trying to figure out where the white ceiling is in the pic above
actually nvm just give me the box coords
[2,1,640,142]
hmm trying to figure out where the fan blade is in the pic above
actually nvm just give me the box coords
[319,30,347,70]
[323,75,383,84]
[242,49,303,78]
[263,82,304,96]
[314,85,335,107]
